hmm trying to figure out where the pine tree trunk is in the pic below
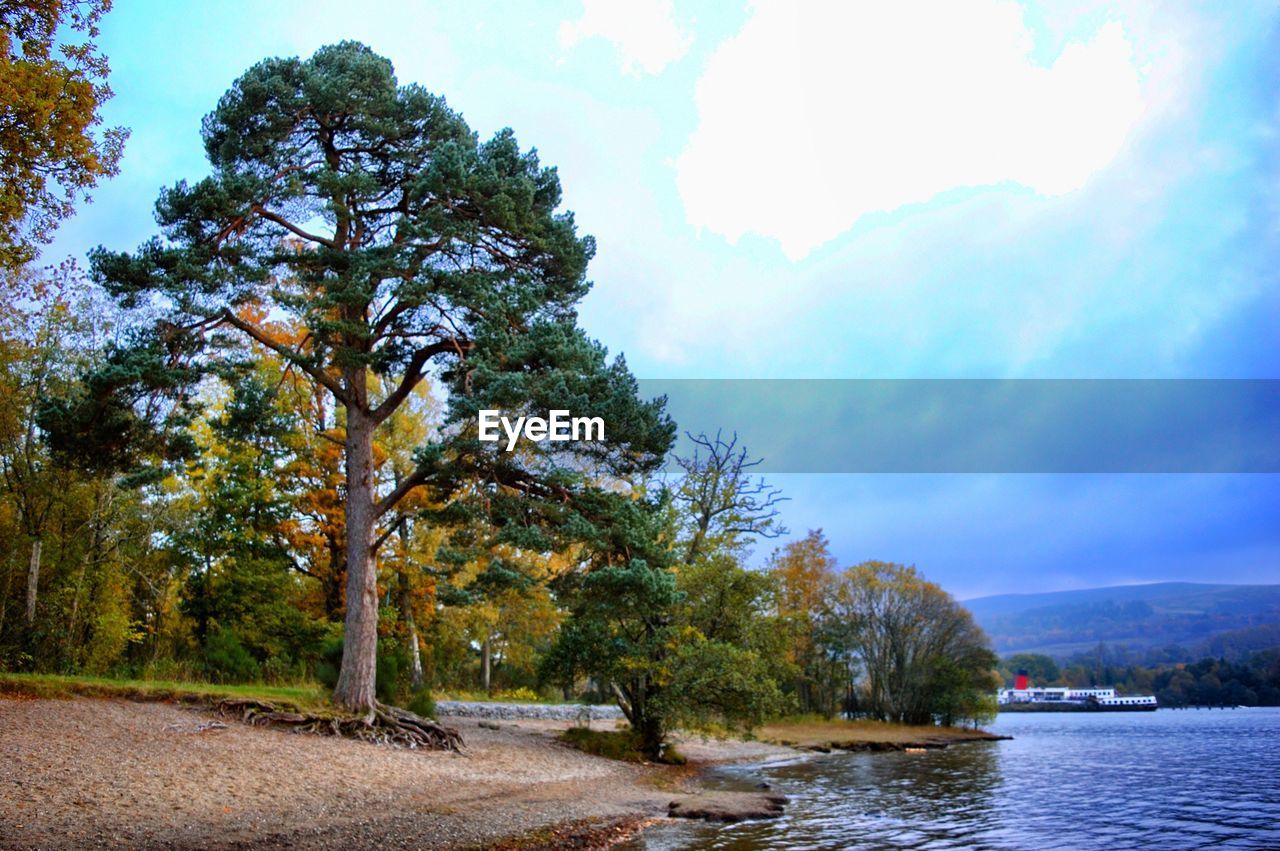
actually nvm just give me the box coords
[24,537,41,626]
[333,404,379,713]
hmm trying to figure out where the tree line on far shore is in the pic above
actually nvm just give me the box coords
[0,11,999,760]
[1001,648,1280,707]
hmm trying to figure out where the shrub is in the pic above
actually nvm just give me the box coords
[375,641,406,704]
[558,727,685,764]
[661,744,687,765]
[315,636,344,689]
[84,605,139,675]
[495,686,541,702]
[138,657,199,682]
[204,627,260,683]
[261,654,302,685]
[559,727,646,762]
[407,688,436,719]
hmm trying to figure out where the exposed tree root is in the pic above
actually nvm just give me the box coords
[214,698,465,752]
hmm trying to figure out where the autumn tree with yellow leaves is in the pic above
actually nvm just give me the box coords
[0,0,127,266]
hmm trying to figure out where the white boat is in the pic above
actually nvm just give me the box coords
[997,679,1158,712]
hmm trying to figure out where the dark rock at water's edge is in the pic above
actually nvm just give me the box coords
[668,792,789,822]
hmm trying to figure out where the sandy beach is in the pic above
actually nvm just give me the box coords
[0,697,795,849]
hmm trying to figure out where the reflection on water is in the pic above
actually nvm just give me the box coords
[634,708,1280,850]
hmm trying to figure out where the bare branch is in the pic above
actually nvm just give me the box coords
[675,429,789,564]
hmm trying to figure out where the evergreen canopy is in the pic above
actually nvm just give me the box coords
[63,41,673,711]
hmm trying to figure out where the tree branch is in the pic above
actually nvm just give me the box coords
[250,204,338,248]
[371,517,403,555]
[369,337,472,425]
[374,464,431,520]
[219,310,350,405]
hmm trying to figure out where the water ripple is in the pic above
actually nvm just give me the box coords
[634,707,1280,850]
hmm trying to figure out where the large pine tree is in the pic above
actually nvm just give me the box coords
[78,42,672,714]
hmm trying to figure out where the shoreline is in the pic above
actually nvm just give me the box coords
[0,695,1003,850]
[475,716,1009,848]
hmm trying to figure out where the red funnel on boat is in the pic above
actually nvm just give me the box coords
[1014,673,1029,690]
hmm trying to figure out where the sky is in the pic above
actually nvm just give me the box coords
[45,0,1280,597]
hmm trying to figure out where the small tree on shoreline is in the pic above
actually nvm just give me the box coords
[542,434,790,760]
[831,561,998,726]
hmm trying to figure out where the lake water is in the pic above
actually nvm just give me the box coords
[634,707,1280,850]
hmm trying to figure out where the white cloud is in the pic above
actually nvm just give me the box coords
[676,1,1145,260]
[558,0,692,76]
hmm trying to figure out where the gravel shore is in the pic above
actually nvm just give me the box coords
[0,697,691,849]
[0,696,801,849]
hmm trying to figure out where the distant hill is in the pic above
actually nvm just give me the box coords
[963,582,1280,659]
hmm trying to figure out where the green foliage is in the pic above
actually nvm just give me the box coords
[82,592,139,675]
[203,626,260,683]
[1046,646,1280,707]
[542,553,679,758]
[928,655,1000,727]
[174,373,329,673]
[77,39,674,505]
[677,554,779,648]
[315,637,344,690]
[540,432,800,757]
[37,328,205,477]
[137,657,200,682]
[315,636,411,704]
[1199,624,1280,662]
[672,554,794,718]
[673,430,787,564]
[825,561,999,726]
[652,636,787,732]
[0,672,328,709]
[558,728,687,766]
[406,687,436,719]
[261,655,304,686]
[47,39,673,712]
[558,728,649,763]
[769,530,845,717]
[543,488,789,758]
[1156,651,1280,707]
[1001,653,1062,686]
[376,640,407,705]
[495,686,541,702]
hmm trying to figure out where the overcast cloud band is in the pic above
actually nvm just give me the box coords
[636,379,1280,474]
